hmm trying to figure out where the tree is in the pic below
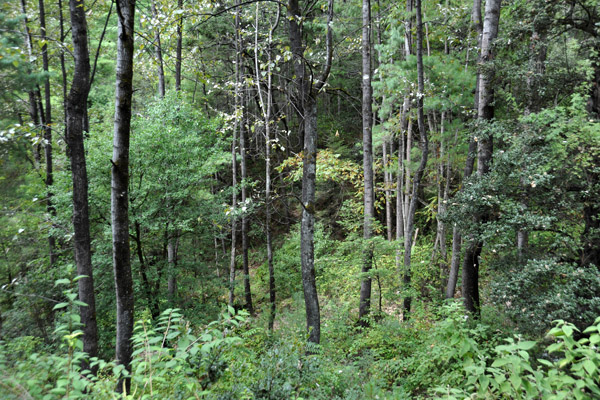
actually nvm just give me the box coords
[151,0,165,97]
[446,0,482,300]
[66,0,99,367]
[358,0,374,324]
[228,0,240,308]
[253,2,279,327]
[462,0,502,314]
[402,0,428,317]
[38,0,57,268]
[112,0,136,392]
[287,0,334,345]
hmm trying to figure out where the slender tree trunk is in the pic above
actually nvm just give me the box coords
[383,141,393,241]
[228,19,239,307]
[112,0,136,392]
[38,0,57,268]
[20,0,44,166]
[359,0,374,324]
[151,0,165,98]
[134,221,159,318]
[59,0,68,131]
[167,236,178,302]
[240,3,254,316]
[402,0,428,318]
[300,95,320,343]
[66,0,99,369]
[287,0,333,344]
[254,3,279,326]
[175,0,183,91]
[462,0,502,315]
[436,112,448,291]
[446,0,483,300]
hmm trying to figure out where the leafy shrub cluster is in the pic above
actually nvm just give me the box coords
[489,258,600,333]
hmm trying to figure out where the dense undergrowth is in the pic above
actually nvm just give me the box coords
[2,225,600,399]
[2,273,600,399]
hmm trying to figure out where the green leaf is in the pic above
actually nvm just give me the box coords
[517,341,536,351]
[582,359,597,375]
[491,358,510,368]
[563,325,574,336]
[53,302,69,310]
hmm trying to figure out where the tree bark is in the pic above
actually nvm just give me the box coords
[462,0,501,314]
[446,0,484,300]
[175,0,183,91]
[287,0,333,344]
[20,0,44,166]
[402,0,428,318]
[359,0,374,324]
[228,1,240,308]
[38,0,57,268]
[151,0,165,98]
[384,141,393,241]
[167,236,178,302]
[112,0,136,392]
[241,1,254,316]
[66,0,99,369]
[254,3,279,326]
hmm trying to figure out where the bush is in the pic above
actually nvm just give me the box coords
[489,259,600,333]
[438,318,600,399]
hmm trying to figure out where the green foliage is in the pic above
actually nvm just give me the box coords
[384,302,497,397]
[0,295,250,399]
[128,306,248,398]
[439,318,600,399]
[489,259,600,333]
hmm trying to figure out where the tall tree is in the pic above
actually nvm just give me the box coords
[151,0,165,98]
[228,0,240,308]
[112,0,136,392]
[287,0,334,345]
[19,0,44,165]
[38,0,57,268]
[446,0,482,299]
[358,0,374,324]
[175,0,183,91]
[462,0,502,314]
[66,0,99,368]
[254,2,280,328]
[402,0,428,318]
[240,1,253,315]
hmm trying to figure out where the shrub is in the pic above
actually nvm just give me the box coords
[489,258,600,333]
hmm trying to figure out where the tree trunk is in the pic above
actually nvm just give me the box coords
[38,0,57,268]
[20,0,44,166]
[66,0,99,369]
[446,0,484,300]
[301,96,320,343]
[151,0,165,98]
[462,0,501,314]
[403,0,428,318]
[287,0,333,344]
[112,0,136,392]
[134,221,159,318]
[359,0,374,324]
[59,0,68,131]
[228,0,243,308]
[241,2,254,316]
[254,3,279,326]
[167,236,178,302]
[175,0,183,91]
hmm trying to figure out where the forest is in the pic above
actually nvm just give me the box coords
[1,0,600,398]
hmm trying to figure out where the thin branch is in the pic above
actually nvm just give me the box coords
[90,0,114,87]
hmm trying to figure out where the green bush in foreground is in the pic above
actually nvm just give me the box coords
[438,317,600,399]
